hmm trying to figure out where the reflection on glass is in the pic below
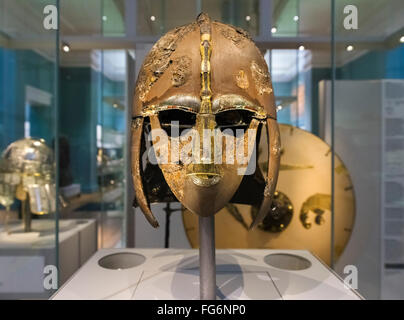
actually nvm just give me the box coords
[59,0,125,37]
[270,49,311,129]
[102,0,125,37]
[329,0,404,300]
[0,0,58,299]
[272,0,299,37]
[272,0,331,38]
[136,0,197,37]
[202,0,260,36]
[60,0,102,36]
[136,0,259,37]
[58,49,127,250]
[99,50,127,248]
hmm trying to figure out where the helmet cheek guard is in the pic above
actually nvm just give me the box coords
[131,117,159,228]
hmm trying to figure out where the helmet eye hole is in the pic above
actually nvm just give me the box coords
[158,109,196,137]
[151,109,256,137]
[216,110,253,130]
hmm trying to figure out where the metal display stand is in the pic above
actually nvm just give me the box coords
[198,215,216,300]
[22,198,32,233]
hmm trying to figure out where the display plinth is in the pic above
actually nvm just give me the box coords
[52,248,362,300]
[0,219,97,299]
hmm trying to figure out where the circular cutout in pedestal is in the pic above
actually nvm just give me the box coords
[264,253,311,270]
[98,252,146,270]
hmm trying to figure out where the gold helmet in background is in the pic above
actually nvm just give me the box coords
[0,138,55,214]
[131,13,280,228]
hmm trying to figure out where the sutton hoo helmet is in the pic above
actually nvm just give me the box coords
[0,138,56,214]
[131,13,280,228]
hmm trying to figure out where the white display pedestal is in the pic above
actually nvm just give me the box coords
[0,219,97,299]
[52,248,362,300]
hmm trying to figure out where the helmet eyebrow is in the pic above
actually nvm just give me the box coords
[138,93,274,124]
[161,94,201,109]
[212,94,266,119]
[139,93,270,120]
[141,95,200,116]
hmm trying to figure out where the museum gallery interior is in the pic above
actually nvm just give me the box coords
[1,0,404,300]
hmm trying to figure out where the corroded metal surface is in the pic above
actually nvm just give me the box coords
[251,61,273,95]
[171,56,192,87]
[217,22,252,48]
[235,70,249,89]
[136,22,197,102]
[131,13,280,229]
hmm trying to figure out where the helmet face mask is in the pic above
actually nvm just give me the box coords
[132,13,280,228]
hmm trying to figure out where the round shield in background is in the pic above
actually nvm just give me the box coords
[182,124,356,265]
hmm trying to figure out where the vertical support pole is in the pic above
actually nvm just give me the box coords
[258,0,272,42]
[164,203,171,248]
[22,198,31,233]
[330,0,336,269]
[125,0,136,39]
[55,0,60,288]
[196,0,202,15]
[199,215,216,300]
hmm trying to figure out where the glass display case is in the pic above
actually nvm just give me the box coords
[330,0,404,299]
[0,0,59,299]
[1,0,404,300]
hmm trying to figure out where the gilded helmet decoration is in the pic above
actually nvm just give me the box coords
[131,13,280,229]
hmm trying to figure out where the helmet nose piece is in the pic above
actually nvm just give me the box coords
[194,112,216,159]
[187,163,222,187]
[186,112,223,187]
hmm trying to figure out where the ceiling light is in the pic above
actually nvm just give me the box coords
[346,45,354,52]
[271,26,277,34]
[150,15,156,21]
[298,45,305,51]
[62,43,70,53]
[245,15,251,22]
[277,105,283,111]
[400,36,404,43]
[102,15,107,21]
[293,15,299,22]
